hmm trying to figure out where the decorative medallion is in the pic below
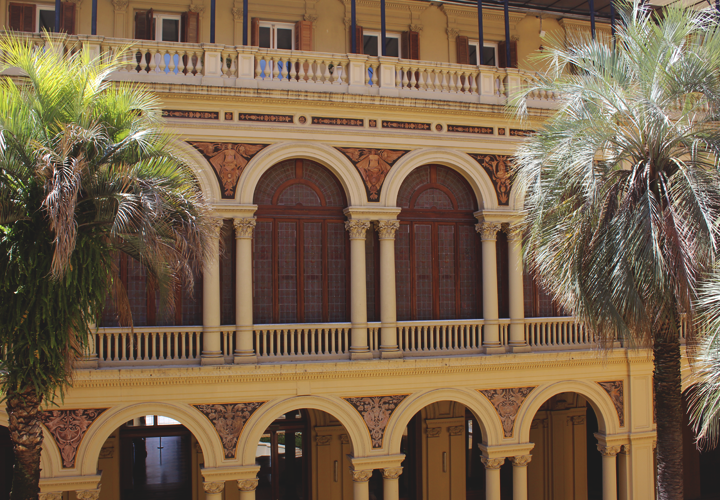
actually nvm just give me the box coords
[189,142,267,199]
[41,409,107,468]
[498,128,506,135]
[312,117,364,126]
[382,120,431,131]
[344,395,407,448]
[509,129,535,137]
[238,113,293,123]
[479,387,535,438]
[336,148,408,201]
[369,119,377,127]
[162,110,219,120]
[447,125,493,134]
[598,381,625,427]
[193,402,264,459]
[225,112,234,121]
[469,154,512,205]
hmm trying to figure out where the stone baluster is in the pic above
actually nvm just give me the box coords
[234,217,257,363]
[346,220,372,359]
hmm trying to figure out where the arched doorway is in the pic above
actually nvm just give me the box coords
[253,159,349,324]
[395,165,486,321]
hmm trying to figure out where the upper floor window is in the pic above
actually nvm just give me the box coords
[8,2,75,33]
[259,21,294,50]
[362,30,400,57]
[469,41,498,67]
[156,13,181,42]
[134,9,199,43]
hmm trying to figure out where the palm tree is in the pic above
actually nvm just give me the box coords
[0,34,211,499]
[511,2,720,499]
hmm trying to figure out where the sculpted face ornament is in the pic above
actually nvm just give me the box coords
[336,148,408,201]
[344,395,407,448]
[194,402,264,459]
[479,387,536,438]
[41,409,107,468]
[470,154,512,205]
[189,142,267,199]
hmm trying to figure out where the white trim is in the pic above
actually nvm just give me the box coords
[155,13,182,42]
[258,20,295,50]
[362,30,401,57]
[469,40,498,67]
[36,5,55,33]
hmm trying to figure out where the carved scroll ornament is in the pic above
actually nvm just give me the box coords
[336,148,408,201]
[41,409,107,468]
[479,387,535,438]
[193,402,264,458]
[470,154,512,205]
[598,380,625,427]
[344,395,407,448]
[189,142,267,199]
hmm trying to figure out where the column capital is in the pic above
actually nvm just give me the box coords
[382,466,403,479]
[76,490,101,500]
[475,222,503,241]
[39,494,63,500]
[208,217,225,238]
[481,457,505,469]
[350,469,373,482]
[237,478,259,491]
[510,454,532,467]
[203,481,225,493]
[345,220,371,239]
[375,220,400,239]
[233,217,256,238]
[597,444,622,457]
[504,224,523,243]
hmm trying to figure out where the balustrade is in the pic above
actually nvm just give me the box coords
[253,323,352,361]
[96,327,202,366]
[525,317,594,350]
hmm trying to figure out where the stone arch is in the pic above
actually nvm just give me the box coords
[384,388,504,455]
[507,175,524,212]
[237,142,366,206]
[237,396,372,465]
[515,380,621,444]
[380,148,499,210]
[76,402,221,475]
[172,140,222,203]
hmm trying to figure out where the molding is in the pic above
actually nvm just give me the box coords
[343,207,402,221]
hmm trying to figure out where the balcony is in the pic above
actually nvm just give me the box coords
[8,33,558,109]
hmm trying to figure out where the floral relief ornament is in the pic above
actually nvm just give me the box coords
[41,408,107,468]
[336,148,408,201]
[598,380,625,427]
[344,395,407,448]
[479,387,535,438]
[189,142,267,199]
[470,154,512,205]
[193,402,264,459]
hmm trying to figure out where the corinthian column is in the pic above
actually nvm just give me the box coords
[597,445,621,500]
[238,478,259,500]
[510,455,531,500]
[204,481,225,500]
[481,457,504,500]
[202,218,224,365]
[351,469,372,500]
[382,467,403,500]
[346,220,372,360]
[376,220,401,358]
[476,220,504,353]
[75,490,101,500]
[506,225,529,352]
[234,217,257,363]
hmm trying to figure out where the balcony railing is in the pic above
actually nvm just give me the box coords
[6,33,557,108]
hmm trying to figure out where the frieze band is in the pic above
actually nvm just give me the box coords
[162,110,219,120]
[238,113,293,123]
[447,125,494,134]
[312,117,364,126]
[382,120,431,131]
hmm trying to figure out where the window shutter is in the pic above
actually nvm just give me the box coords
[498,40,518,68]
[59,2,76,34]
[8,3,35,32]
[509,40,518,68]
[147,9,155,40]
[352,25,363,54]
[251,17,260,46]
[181,11,199,43]
[456,35,469,65]
[294,20,312,51]
[134,10,147,39]
[401,30,419,60]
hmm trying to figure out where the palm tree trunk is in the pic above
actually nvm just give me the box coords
[654,333,684,500]
[6,388,44,500]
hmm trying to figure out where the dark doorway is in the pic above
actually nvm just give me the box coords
[256,410,309,500]
[683,391,720,500]
[0,427,13,500]
[586,404,603,500]
[120,417,192,500]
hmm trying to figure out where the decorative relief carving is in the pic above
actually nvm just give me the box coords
[162,110,219,120]
[498,128,506,135]
[598,381,625,427]
[39,493,63,500]
[209,217,224,238]
[426,427,441,438]
[447,425,464,436]
[510,455,532,467]
[409,24,423,32]
[193,402,264,459]
[111,0,128,10]
[189,142,267,199]
[304,13,318,23]
[233,218,257,238]
[382,120,431,131]
[41,409,107,468]
[188,2,204,13]
[481,457,505,469]
[510,129,536,137]
[448,125,493,135]
[475,222,502,241]
[231,5,243,20]
[224,112,234,121]
[238,113,293,123]
[571,416,586,425]
[315,435,332,446]
[312,117,363,127]
[339,434,350,444]
[446,27,460,38]
[203,481,225,494]
[383,467,403,479]
[336,148,408,201]
[76,490,101,500]
[238,479,259,491]
[369,119,377,128]
[375,220,400,240]
[469,154,512,205]
[479,387,535,438]
[504,224,522,243]
[344,395,407,448]
[345,220,372,239]
[351,470,373,482]
[99,445,114,459]
[597,444,621,457]
[621,444,631,455]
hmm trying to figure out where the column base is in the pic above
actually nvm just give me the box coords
[510,344,532,353]
[484,345,507,354]
[380,349,403,359]
[201,354,225,366]
[350,351,373,360]
[234,354,258,364]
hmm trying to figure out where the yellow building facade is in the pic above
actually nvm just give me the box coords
[0,0,712,499]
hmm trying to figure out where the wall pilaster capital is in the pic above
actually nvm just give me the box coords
[621,444,630,455]
[481,457,505,469]
[597,444,621,457]
[233,217,256,238]
[510,454,532,467]
[40,494,64,500]
[382,466,403,479]
[375,220,400,240]
[203,481,225,494]
[345,220,371,239]
[111,0,128,11]
[237,479,259,491]
[350,469,373,482]
[76,490,101,500]
[475,222,502,241]
[231,6,243,20]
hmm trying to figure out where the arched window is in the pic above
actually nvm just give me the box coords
[253,159,349,324]
[395,165,482,321]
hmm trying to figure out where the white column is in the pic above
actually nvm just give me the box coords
[351,469,372,500]
[376,220,401,359]
[618,445,629,500]
[346,220,372,360]
[597,445,620,500]
[202,218,224,365]
[234,217,257,363]
[75,490,101,500]
[510,455,531,500]
[476,221,504,353]
[238,478,259,500]
[506,225,529,352]
[382,466,402,500]
[481,457,504,500]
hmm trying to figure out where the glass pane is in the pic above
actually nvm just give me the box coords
[438,225,456,320]
[39,10,54,32]
[253,221,273,324]
[259,26,271,48]
[363,35,378,56]
[327,222,347,322]
[276,28,293,50]
[395,224,411,321]
[304,222,322,322]
[156,416,180,426]
[145,415,155,425]
[414,224,433,321]
[278,222,298,323]
[482,46,496,66]
[161,18,179,42]
[469,44,478,66]
[385,37,399,57]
